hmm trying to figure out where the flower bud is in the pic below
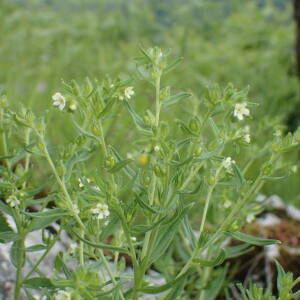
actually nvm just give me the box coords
[105,156,115,168]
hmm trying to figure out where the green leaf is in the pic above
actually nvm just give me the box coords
[64,148,93,181]
[193,249,226,267]
[109,145,136,180]
[25,244,48,252]
[139,272,189,294]
[68,227,129,254]
[225,244,254,259]
[123,100,152,135]
[201,266,228,300]
[164,57,184,74]
[72,118,97,140]
[0,231,20,243]
[163,92,192,107]
[26,209,69,232]
[147,207,189,266]
[23,277,56,289]
[0,201,13,216]
[0,212,13,233]
[232,163,245,186]
[275,260,286,291]
[10,241,25,268]
[99,215,120,242]
[226,231,281,246]
[108,159,133,173]
[194,142,225,161]
[97,98,116,119]
[176,120,198,136]
[135,193,164,214]
[182,215,197,249]
[130,215,167,234]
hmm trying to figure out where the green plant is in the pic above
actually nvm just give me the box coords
[230,261,300,300]
[1,47,300,299]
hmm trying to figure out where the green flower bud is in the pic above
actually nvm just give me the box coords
[105,156,115,168]
[189,117,200,132]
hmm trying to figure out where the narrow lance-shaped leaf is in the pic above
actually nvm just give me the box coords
[226,231,281,246]
[163,92,192,107]
[68,227,130,254]
[26,209,69,232]
[108,159,133,173]
[192,249,226,267]
[139,271,190,294]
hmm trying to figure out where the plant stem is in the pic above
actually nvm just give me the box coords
[155,71,161,128]
[198,166,222,239]
[0,106,10,168]
[14,235,25,300]
[36,133,85,229]
[98,250,125,300]
[25,227,62,280]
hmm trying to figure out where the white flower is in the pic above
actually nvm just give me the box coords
[224,200,232,208]
[243,126,251,143]
[244,133,251,143]
[154,145,160,152]
[234,103,250,121]
[52,92,66,111]
[68,243,77,255]
[91,203,110,220]
[246,214,255,223]
[131,236,137,242]
[54,290,72,300]
[73,204,80,215]
[119,86,134,100]
[78,177,90,188]
[274,129,282,137]
[6,195,20,207]
[222,157,235,173]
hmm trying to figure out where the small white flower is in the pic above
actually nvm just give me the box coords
[234,103,250,121]
[119,86,134,100]
[131,236,137,242]
[68,243,77,255]
[246,214,255,223]
[127,152,133,159]
[274,129,282,137]
[6,195,20,208]
[73,204,80,215]
[222,157,235,173]
[91,203,110,220]
[54,290,72,300]
[154,145,160,152]
[52,92,66,111]
[244,133,251,143]
[224,200,232,208]
[78,177,90,188]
